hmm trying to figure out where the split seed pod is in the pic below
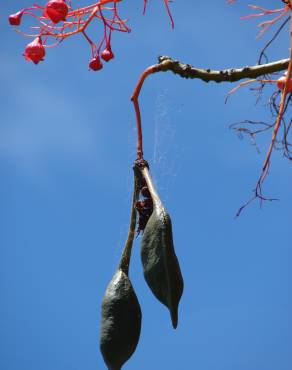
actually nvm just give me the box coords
[100,173,141,370]
[140,165,183,329]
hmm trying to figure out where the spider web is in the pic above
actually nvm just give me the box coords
[151,90,183,204]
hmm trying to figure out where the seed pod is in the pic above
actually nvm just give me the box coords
[140,166,183,329]
[100,170,141,370]
[100,269,142,370]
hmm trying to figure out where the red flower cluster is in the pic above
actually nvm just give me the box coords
[88,45,115,71]
[8,0,173,70]
[8,0,128,69]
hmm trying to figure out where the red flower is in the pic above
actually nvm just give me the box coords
[101,46,114,62]
[44,0,69,24]
[89,56,103,71]
[8,10,24,26]
[23,37,46,64]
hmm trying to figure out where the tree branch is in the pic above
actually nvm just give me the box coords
[131,56,290,159]
[157,56,289,83]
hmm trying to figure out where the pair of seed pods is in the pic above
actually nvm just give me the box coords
[99,160,184,370]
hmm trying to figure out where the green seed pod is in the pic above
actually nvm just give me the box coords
[140,166,183,329]
[100,170,141,370]
[100,269,142,370]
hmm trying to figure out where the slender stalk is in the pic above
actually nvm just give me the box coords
[118,169,139,275]
[131,65,160,159]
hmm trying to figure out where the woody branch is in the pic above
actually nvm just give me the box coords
[156,56,290,82]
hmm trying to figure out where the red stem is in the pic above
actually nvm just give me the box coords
[82,30,96,56]
[131,65,159,160]
[164,0,174,29]
[143,0,147,15]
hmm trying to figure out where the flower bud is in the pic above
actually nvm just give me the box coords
[23,37,46,65]
[89,56,103,71]
[8,10,24,26]
[101,46,114,62]
[44,0,68,24]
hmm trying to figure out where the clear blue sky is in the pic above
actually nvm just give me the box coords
[1,1,292,370]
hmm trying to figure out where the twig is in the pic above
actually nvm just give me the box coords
[256,11,292,191]
[258,16,290,65]
[236,3,292,216]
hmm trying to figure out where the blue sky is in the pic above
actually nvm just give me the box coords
[1,1,292,370]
